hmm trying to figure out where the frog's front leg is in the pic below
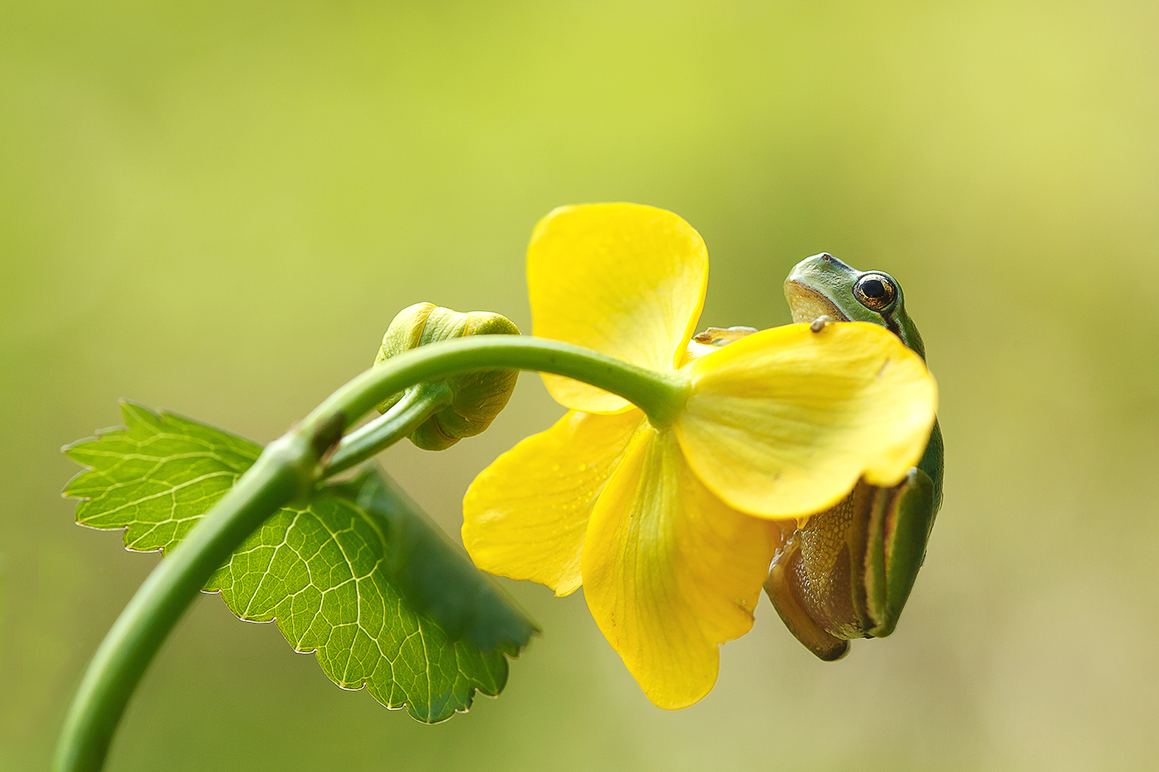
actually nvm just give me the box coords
[808,314,836,333]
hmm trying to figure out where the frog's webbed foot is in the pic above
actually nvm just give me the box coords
[809,315,836,333]
[693,325,758,347]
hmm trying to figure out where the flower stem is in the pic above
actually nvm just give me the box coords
[53,432,326,772]
[302,334,690,437]
[55,335,688,772]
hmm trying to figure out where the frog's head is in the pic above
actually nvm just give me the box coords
[785,253,925,359]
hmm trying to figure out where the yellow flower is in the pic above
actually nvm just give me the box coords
[462,203,937,709]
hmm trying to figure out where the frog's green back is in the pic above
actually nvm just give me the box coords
[918,421,944,512]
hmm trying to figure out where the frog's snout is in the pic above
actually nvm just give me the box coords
[817,253,855,272]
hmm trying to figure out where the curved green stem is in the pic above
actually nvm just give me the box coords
[53,433,325,772]
[302,334,689,437]
[323,383,453,479]
[54,334,689,772]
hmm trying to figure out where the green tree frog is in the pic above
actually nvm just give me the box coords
[764,253,944,660]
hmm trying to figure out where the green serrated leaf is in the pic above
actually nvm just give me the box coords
[63,401,535,722]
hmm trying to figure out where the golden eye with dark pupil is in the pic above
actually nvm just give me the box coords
[853,273,897,312]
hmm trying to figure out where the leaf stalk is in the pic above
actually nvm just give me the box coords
[323,383,453,478]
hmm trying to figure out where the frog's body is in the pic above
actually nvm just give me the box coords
[764,253,944,660]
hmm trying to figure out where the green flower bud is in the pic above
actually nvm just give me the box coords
[375,303,520,450]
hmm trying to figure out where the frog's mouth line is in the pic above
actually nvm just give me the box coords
[784,281,852,325]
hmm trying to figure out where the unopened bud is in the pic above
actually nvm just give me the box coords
[375,303,520,450]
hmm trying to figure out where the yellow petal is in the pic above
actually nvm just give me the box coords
[582,426,777,709]
[528,203,708,413]
[462,409,643,596]
[676,322,937,518]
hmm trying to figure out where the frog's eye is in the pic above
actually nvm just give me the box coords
[853,273,898,312]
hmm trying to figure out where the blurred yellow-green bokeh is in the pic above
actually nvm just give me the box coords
[3,1,1158,770]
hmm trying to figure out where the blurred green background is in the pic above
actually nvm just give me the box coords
[3,1,1157,770]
